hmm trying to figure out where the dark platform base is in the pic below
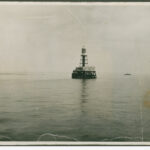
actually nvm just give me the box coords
[72,71,96,79]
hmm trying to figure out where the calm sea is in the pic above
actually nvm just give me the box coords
[0,72,150,141]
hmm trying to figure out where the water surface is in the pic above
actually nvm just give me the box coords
[0,73,149,141]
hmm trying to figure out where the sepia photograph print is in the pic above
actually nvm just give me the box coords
[0,1,150,145]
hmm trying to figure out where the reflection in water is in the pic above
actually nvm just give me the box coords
[80,79,89,114]
[78,79,90,140]
[80,80,88,103]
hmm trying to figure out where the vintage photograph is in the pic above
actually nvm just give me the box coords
[0,2,150,145]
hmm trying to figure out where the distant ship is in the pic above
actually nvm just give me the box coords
[72,47,97,79]
[124,73,131,75]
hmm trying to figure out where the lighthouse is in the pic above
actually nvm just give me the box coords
[72,47,97,79]
[81,47,87,67]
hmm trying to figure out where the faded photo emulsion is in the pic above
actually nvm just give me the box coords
[0,2,149,145]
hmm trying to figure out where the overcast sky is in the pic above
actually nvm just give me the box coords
[0,3,150,74]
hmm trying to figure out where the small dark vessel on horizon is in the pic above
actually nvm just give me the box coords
[72,47,97,79]
[124,73,131,75]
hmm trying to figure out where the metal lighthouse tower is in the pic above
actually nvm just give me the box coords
[72,47,97,79]
[81,47,87,67]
